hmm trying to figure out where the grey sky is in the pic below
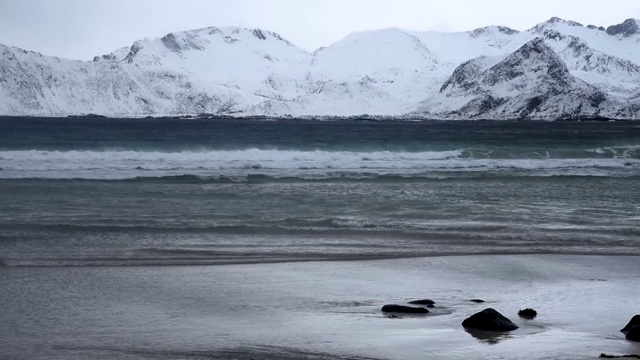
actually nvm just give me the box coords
[0,0,638,60]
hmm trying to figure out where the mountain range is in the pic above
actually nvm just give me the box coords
[1,17,639,119]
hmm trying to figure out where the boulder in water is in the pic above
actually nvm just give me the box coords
[408,299,435,306]
[627,325,640,342]
[600,354,640,359]
[381,304,429,314]
[470,299,486,303]
[462,308,519,332]
[518,308,537,320]
[621,315,640,333]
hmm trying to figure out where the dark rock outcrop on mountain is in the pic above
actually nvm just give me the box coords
[607,19,640,37]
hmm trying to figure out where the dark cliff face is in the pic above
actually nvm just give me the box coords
[607,19,640,37]
[440,38,574,96]
[161,33,182,52]
[433,38,610,120]
[439,58,484,93]
[482,38,572,92]
[124,42,143,63]
[564,36,640,75]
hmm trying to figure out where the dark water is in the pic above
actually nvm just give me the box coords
[0,118,639,265]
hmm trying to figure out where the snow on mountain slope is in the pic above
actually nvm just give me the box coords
[530,17,640,64]
[115,27,310,98]
[541,30,640,98]
[1,18,640,119]
[0,27,312,116]
[410,26,529,65]
[416,38,608,120]
[310,28,437,81]
[0,43,147,115]
[303,28,442,114]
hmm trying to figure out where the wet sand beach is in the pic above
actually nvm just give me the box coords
[1,254,639,360]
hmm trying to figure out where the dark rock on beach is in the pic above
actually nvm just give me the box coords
[408,299,435,306]
[518,308,538,320]
[381,305,429,314]
[470,299,485,303]
[600,354,640,359]
[627,325,640,342]
[621,315,640,333]
[462,308,519,332]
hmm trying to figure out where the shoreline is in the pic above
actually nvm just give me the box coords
[0,114,635,122]
[2,251,640,268]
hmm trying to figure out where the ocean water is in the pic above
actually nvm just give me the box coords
[1,118,640,360]
[0,118,639,266]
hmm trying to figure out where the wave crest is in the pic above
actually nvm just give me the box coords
[1,148,638,180]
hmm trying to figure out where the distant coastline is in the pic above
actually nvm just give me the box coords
[0,114,632,122]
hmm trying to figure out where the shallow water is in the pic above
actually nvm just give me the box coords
[1,255,638,359]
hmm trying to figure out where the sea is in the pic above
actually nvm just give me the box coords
[1,117,639,266]
[0,117,639,359]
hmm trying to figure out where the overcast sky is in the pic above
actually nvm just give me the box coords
[0,0,638,60]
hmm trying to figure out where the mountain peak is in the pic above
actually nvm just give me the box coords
[481,37,572,90]
[160,26,296,53]
[470,26,519,38]
[547,17,583,26]
[511,37,557,57]
[530,17,584,32]
[606,19,640,37]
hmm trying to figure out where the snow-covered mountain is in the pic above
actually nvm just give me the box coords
[1,18,640,119]
[416,38,609,120]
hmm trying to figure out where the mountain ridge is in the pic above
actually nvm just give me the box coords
[1,18,640,119]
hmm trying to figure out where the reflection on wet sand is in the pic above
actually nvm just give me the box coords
[464,328,514,345]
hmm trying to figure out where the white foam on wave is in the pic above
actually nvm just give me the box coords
[586,144,640,158]
[0,149,638,179]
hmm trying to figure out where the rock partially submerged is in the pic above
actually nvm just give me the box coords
[470,299,485,303]
[518,308,538,320]
[600,355,640,359]
[627,325,640,342]
[381,305,429,314]
[408,299,435,306]
[462,308,519,332]
[621,315,640,333]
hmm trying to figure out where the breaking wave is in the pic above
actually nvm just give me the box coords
[0,147,639,180]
